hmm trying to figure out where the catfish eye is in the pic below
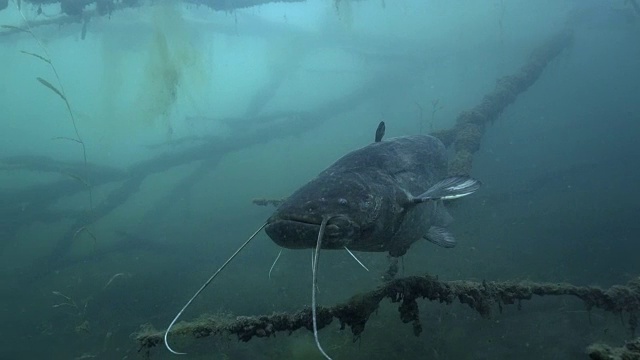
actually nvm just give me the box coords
[338,198,348,206]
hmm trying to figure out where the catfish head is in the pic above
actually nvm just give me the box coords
[265,173,383,250]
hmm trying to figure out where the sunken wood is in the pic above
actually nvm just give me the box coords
[134,275,640,354]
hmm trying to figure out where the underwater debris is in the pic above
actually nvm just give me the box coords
[0,1,306,37]
[52,290,81,311]
[587,337,640,360]
[75,320,91,334]
[135,275,640,354]
[102,272,131,290]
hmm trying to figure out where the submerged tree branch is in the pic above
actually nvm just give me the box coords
[0,0,304,26]
[432,29,573,176]
[251,29,574,208]
[135,275,640,354]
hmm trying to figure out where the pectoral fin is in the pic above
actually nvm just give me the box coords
[424,226,457,248]
[413,176,481,203]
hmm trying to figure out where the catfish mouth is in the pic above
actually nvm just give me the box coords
[268,214,322,226]
[265,213,354,250]
[265,215,322,250]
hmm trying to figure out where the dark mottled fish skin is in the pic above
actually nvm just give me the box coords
[265,135,450,257]
[375,121,385,142]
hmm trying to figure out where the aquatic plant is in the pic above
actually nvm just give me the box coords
[430,99,444,130]
[5,1,93,211]
[416,99,444,134]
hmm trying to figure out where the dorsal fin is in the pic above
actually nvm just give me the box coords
[375,121,386,142]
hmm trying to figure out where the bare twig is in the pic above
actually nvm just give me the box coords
[102,272,130,290]
[52,290,81,313]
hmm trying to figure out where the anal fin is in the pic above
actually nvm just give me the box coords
[424,226,457,248]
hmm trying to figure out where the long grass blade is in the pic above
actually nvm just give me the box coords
[1,24,28,33]
[63,172,90,188]
[36,77,66,101]
[52,136,83,144]
[20,50,51,64]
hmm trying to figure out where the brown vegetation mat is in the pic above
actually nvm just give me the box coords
[136,275,640,355]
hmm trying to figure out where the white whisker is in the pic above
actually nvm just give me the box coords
[312,217,333,360]
[164,223,266,355]
[268,249,283,279]
[344,246,369,272]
